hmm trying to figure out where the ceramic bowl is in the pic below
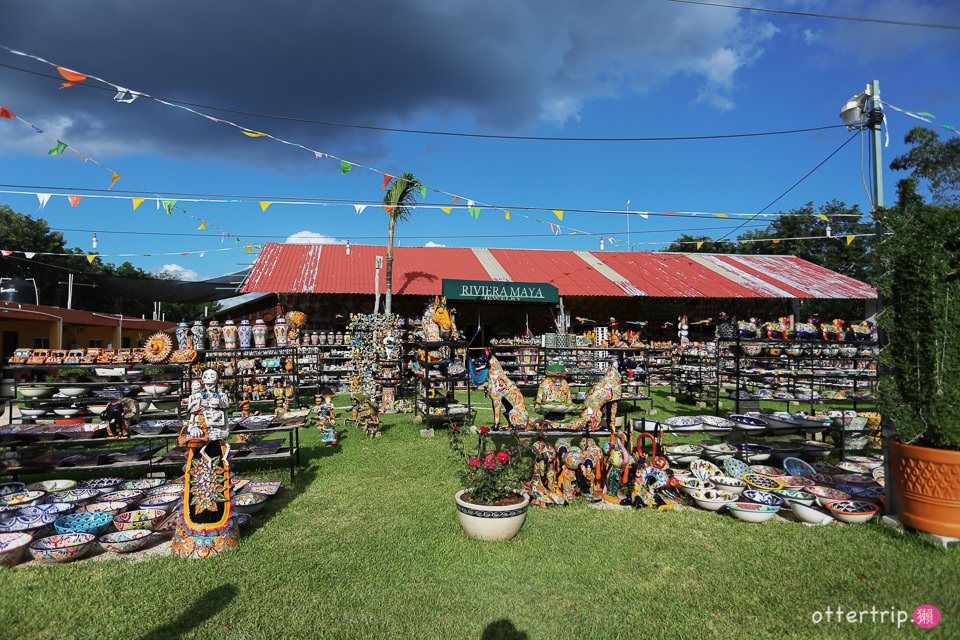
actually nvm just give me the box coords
[776,475,815,489]
[800,441,833,458]
[0,531,33,567]
[141,383,175,396]
[78,477,126,494]
[711,476,747,496]
[825,500,879,523]
[872,467,885,487]
[787,499,834,525]
[702,443,737,462]
[730,414,768,432]
[0,508,59,534]
[690,488,736,511]
[232,492,269,515]
[54,511,113,536]
[730,443,774,463]
[75,500,130,516]
[723,457,751,480]
[0,490,47,509]
[27,479,76,493]
[742,489,786,510]
[677,477,714,496]
[728,502,779,523]
[749,465,785,477]
[834,461,870,474]
[663,415,703,431]
[836,484,885,504]
[690,459,723,482]
[122,478,166,492]
[773,489,816,505]
[19,502,75,518]
[782,457,816,478]
[19,407,50,418]
[758,414,800,435]
[767,442,803,459]
[86,403,109,416]
[806,485,852,508]
[52,407,84,417]
[742,473,783,491]
[812,462,843,475]
[236,513,253,527]
[0,482,26,497]
[98,529,153,553]
[137,494,180,514]
[837,473,875,485]
[28,532,95,563]
[46,488,100,505]
[99,489,145,504]
[113,509,166,531]
[665,444,703,466]
[146,483,183,497]
[58,386,88,398]
[19,386,54,399]
[150,399,180,412]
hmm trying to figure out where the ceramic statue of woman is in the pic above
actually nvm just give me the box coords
[173,368,238,559]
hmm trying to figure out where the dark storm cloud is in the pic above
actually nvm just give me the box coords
[0,0,762,171]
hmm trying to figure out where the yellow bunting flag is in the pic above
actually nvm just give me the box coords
[712,213,728,218]
[109,173,120,189]
[260,202,271,212]
[242,131,267,137]
[697,242,704,250]
[67,195,82,207]
[441,207,452,214]
[197,221,207,230]
[504,210,510,220]
[244,244,253,254]
[132,197,145,211]
[847,235,854,245]
[815,214,828,221]
[552,210,563,221]
[86,254,96,263]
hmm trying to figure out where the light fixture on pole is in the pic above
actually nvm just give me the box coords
[345,240,351,256]
[91,232,98,250]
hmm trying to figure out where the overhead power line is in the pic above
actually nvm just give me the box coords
[667,0,960,29]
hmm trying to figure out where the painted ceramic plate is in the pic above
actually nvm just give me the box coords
[723,457,751,480]
[872,467,885,486]
[825,499,878,514]
[691,459,723,482]
[836,461,870,474]
[837,473,875,485]
[782,457,816,477]
[742,473,783,490]
[77,477,125,492]
[805,485,851,501]
[812,462,843,474]
[776,475,815,489]
[663,415,703,428]
[808,472,838,487]
[836,484,885,500]
[749,465,786,477]
[700,415,736,428]
[742,489,786,509]
[121,479,166,491]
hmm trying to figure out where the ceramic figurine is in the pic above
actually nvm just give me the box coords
[314,395,339,446]
[601,432,633,504]
[190,320,206,351]
[238,317,253,349]
[252,316,268,349]
[173,369,238,558]
[101,389,140,439]
[176,320,191,350]
[274,313,289,348]
[571,360,621,431]
[206,319,222,350]
[481,356,530,430]
[222,318,237,350]
[530,442,564,506]
[311,331,319,346]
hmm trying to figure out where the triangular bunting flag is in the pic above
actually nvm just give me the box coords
[67,195,83,207]
[814,214,828,221]
[340,160,352,174]
[452,196,460,205]
[132,198,145,212]
[37,193,51,210]
[1,251,11,256]
[23,252,35,259]
[697,242,704,250]
[48,141,67,155]
[441,207,451,214]
[636,211,648,219]
[419,184,427,198]
[772,239,781,244]
[245,244,253,254]
[259,202,271,212]
[0,108,14,119]
[162,199,176,214]
[846,235,854,245]
[113,87,139,103]
[180,253,188,257]
[199,252,205,258]
[504,210,510,220]
[552,210,563,221]
[469,208,481,219]
[57,67,87,89]
[665,211,677,216]
[197,221,207,230]
[354,205,367,215]
[86,254,96,263]
[384,205,395,214]
[382,174,394,189]
[712,213,728,218]
[109,173,121,189]
[242,131,267,137]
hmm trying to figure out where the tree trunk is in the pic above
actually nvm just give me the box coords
[385,219,395,315]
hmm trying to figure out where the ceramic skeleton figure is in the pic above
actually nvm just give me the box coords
[173,368,238,558]
[483,356,530,430]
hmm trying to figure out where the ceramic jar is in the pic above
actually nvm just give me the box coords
[206,319,222,350]
[238,317,252,349]
[176,321,191,350]
[252,316,268,349]
[274,314,289,348]
[222,318,237,350]
[190,320,205,351]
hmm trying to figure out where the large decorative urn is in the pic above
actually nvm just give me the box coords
[190,320,205,351]
[237,317,253,349]
[176,320,191,350]
[252,316,268,349]
[222,318,237,350]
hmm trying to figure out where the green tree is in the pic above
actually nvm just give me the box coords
[381,173,421,315]
[659,234,737,253]
[889,126,960,206]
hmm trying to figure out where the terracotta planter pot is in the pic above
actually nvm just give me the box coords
[455,489,529,541]
[889,439,960,538]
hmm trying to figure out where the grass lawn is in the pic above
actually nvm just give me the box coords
[0,389,957,640]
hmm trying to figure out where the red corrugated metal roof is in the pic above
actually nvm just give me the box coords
[240,244,876,300]
[0,301,176,330]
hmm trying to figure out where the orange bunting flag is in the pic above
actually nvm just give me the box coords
[242,131,267,137]
[67,195,83,207]
[259,202,271,212]
[441,207,452,214]
[132,197,145,212]
[552,210,563,221]
[57,67,87,88]
[180,253,188,257]
[197,221,207,230]
[452,196,460,205]
[86,254,96,264]
[847,235,855,245]
[665,211,677,216]
[1,251,11,256]
[504,210,511,220]
[109,172,120,189]
[384,205,395,214]
[382,174,394,189]
[772,239,781,244]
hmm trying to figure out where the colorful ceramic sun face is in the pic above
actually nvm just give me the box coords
[742,473,783,490]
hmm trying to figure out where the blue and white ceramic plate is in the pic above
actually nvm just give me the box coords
[783,457,816,477]
[742,473,783,490]
[691,459,723,482]
[741,490,786,509]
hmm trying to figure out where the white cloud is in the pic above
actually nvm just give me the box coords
[285,231,346,245]
[151,263,201,281]
[425,241,446,248]
[803,29,821,45]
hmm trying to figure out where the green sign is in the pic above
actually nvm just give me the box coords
[442,279,559,303]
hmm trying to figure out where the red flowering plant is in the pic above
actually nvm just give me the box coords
[448,424,531,506]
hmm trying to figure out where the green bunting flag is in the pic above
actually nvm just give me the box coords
[340,160,352,174]
[162,199,177,214]
[48,140,67,155]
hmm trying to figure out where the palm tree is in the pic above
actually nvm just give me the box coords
[381,173,421,315]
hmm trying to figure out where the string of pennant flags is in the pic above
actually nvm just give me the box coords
[0,45,868,249]
[881,101,958,136]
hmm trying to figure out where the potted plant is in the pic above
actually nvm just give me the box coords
[449,425,530,541]
[876,179,960,537]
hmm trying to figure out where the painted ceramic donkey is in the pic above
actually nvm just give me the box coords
[850,320,875,341]
[738,317,762,339]
[821,319,846,341]
[572,361,622,431]
[795,317,820,340]
[764,317,790,340]
[484,356,530,429]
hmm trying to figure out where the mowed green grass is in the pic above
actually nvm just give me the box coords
[0,389,957,640]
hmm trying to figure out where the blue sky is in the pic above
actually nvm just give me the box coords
[0,0,957,294]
